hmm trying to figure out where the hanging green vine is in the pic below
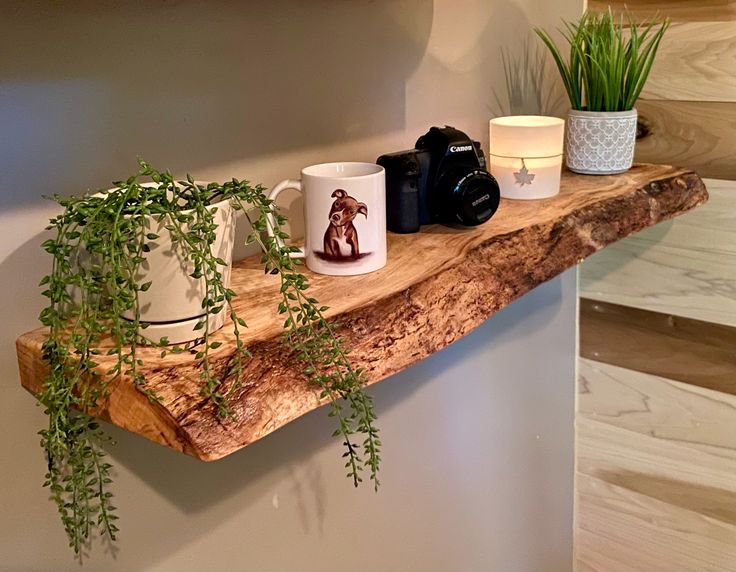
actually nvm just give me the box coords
[38,159,380,554]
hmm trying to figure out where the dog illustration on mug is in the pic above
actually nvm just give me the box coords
[323,189,368,260]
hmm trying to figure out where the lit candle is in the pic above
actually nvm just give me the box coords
[489,116,565,200]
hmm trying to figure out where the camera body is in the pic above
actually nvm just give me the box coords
[377,126,500,233]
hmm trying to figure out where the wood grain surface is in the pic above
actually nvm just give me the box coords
[588,0,736,22]
[576,359,736,572]
[590,0,736,180]
[581,178,736,326]
[641,22,736,102]
[636,100,736,180]
[16,165,708,461]
[578,4,735,568]
[580,298,736,395]
[577,180,736,571]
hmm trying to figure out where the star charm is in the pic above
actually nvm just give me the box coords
[513,164,536,186]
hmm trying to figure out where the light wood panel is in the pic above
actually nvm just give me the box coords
[579,2,735,564]
[590,0,736,179]
[577,182,736,570]
[641,22,736,102]
[588,0,736,22]
[576,360,736,572]
[578,359,736,460]
[580,299,736,395]
[581,179,736,326]
[636,100,736,180]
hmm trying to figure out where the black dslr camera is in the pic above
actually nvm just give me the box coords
[377,126,500,233]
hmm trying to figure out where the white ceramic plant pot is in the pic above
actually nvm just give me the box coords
[121,189,236,344]
[565,109,638,175]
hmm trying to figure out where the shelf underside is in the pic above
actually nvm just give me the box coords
[16,164,708,461]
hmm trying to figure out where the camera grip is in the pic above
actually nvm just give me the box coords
[387,179,420,234]
[266,179,305,259]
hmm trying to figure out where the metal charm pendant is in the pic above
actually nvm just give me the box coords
[513,158,536,187]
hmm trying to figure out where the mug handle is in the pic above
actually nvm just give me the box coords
[266,179,305,259]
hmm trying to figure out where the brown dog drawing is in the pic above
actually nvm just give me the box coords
[323,189,367,259]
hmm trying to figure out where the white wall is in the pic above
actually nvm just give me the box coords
[0,1,580,570]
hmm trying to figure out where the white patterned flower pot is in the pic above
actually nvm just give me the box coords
[565,109,638,175]
[82,185,235,345]
[118,185,236,344]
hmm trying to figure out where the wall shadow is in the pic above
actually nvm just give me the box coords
[97,269,569,569]
[489,35,566,117]
[581,219,675,281]
[108,266,564,510]
[0,0,433,210]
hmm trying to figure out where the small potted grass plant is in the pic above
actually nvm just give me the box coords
[536,9,669,175]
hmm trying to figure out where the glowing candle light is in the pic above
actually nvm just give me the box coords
[489,116,565,200]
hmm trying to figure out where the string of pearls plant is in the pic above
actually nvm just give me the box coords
[38,160,380,554]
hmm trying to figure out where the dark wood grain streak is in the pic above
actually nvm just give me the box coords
[580,298,736,395]
[636,100,736,181]
[16,165,708,461]
[588,0,736,22]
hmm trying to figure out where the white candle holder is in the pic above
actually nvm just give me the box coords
[489,116,565,200]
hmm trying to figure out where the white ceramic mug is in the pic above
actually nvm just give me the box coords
[267,162,387,276]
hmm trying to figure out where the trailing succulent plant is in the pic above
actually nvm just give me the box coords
[39,159,380,554]
[535,8,669,112]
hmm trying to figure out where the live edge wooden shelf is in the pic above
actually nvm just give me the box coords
[16,164,708,461]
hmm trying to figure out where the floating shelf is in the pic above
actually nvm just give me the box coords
[16,164,708,461]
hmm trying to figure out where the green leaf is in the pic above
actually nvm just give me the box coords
[36,158,383,555]
[536,8,668,111]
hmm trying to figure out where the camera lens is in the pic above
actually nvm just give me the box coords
[442,168,500,226]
